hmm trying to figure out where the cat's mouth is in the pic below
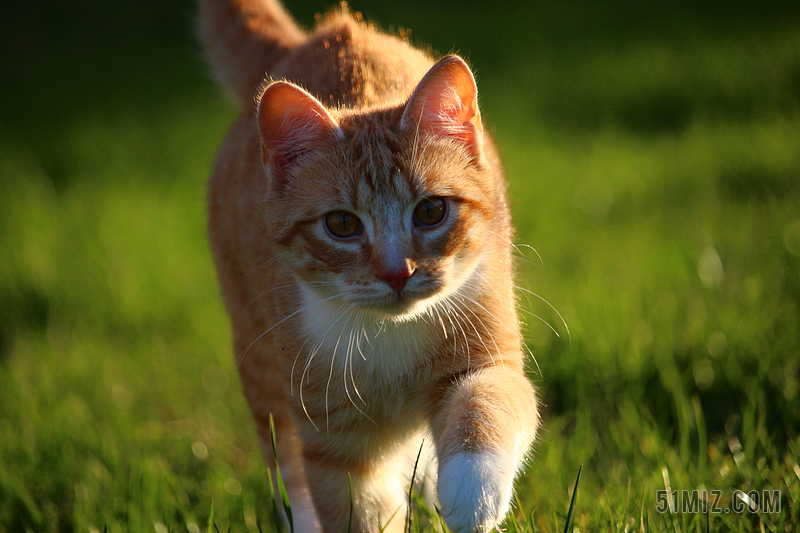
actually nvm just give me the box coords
[349,285,442,319]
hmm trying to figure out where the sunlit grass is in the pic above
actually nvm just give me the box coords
[1,1,799,530]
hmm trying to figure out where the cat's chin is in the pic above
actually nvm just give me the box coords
[357,294,435,322]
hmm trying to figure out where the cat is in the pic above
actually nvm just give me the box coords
[199,1,539,531]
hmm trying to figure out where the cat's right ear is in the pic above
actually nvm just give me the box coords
[257,81,341,183]
[401,55,483,159]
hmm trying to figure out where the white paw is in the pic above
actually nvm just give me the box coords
[437,451,515,533]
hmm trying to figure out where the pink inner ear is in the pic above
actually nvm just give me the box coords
[257,81,341,178]
[402,55,483,151]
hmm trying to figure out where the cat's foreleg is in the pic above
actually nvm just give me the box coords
[251,411,322,533]
[300,436,410,533]
[432,367,538,533]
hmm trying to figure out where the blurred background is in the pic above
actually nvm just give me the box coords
[1,0,799,530]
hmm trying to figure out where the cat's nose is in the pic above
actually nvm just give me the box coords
[379,260,416,295]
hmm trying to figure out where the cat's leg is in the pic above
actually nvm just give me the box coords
[299,434,413,533]
[252,410,322,533]
[236,340,321,532]
[431,367,538,533]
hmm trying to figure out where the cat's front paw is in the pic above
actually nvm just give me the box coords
[437,451,515,533]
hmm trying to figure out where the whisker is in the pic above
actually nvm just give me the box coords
[487,230,545,268]
[511,243,545,269]
[515,285,571,347]
[245,280,338,311]
[344,309,358,404]
[438,244,510,271]
[450,296,502,372]
[290,333,324,431]
[410,107,422,177]
[518,306,561,338]
[433,306,448,340]
[299,300,352,430]
[239,251,289,280]
[442,303,462,362]
[409,100,429,180]
[236,291,347,368]
[344,310,371,415]
[290,307,335,397]
[356,314,369,360]
[375,317,387,338]
[469,266,505,303]
[460,267,542,374]
[351,310,368,404]
[453,292,506,372]
[325,303,358,431]
[414,150,438,184]
[439,298,470,368]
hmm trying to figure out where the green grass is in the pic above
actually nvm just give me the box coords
[1,0,799,531]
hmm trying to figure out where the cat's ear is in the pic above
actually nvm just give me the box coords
[401,55,483,156]
[257,81,341,181]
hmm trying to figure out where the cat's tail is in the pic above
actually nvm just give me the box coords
[199,0,305,106]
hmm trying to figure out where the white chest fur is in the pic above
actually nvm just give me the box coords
[297,284,439,382]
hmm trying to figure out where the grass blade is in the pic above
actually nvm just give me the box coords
[433,503,448,533]
[348,472,354,533]
[562,465,582,533]
[270,414,293,533]
[406,440,425,533]
[621,477,631,533]
[529,506,538,533]
[267,468,285,533]
[639,486,646,533]
[207,499,215,533]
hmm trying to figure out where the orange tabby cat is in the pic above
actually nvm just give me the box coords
[200,1,539,531]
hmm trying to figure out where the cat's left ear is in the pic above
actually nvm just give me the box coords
[401,55,483,158]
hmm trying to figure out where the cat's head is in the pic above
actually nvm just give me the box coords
[257,56,498,320]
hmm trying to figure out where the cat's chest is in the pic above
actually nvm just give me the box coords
[285,287,443,429]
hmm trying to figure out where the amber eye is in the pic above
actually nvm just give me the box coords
[413,197,447,227]
[325,211,362,239]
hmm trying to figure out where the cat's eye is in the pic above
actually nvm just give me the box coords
[325,211,362,239]
[413,197,447,227]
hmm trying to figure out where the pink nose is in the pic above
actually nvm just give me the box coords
[379,263,415,295]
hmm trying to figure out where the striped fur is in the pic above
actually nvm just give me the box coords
[202,1,538,531]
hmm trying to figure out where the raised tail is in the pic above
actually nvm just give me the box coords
[199,0,305,106]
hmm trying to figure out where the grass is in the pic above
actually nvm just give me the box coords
[1,0,799,531]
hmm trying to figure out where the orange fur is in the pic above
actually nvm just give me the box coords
[201,1,538,531]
